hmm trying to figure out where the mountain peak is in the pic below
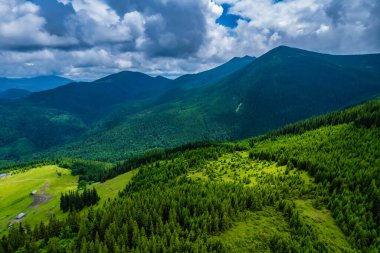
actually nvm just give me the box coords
[268,45,303,54]
[230,55,255,62]
[174,55,255,88]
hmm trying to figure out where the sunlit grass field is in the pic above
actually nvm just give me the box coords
[0,166,78,234]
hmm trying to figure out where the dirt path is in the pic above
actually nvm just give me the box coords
[31,181,50,207]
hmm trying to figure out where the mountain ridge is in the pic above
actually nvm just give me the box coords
[1,46,380,164]
[0,75,72,92]
[173,55,255,88]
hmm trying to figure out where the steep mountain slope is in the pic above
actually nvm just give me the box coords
[1,100,379,252]
[174,55,255,88]
[0,103,87,163]
[199,46,380,136]
[0,75,72,92]
[1,46,380,164]
[49,46,380,161]
[26,71,173,122]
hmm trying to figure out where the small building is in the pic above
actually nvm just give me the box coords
[31,190,37,195]
[8,223,13,229]
[0,173,8,178]
[16,213,25,220]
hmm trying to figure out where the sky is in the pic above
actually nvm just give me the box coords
[0,0,379,80]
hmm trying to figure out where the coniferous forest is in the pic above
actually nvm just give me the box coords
[0,99,379,252]
[0,1,380,252]
[60,188,100,213]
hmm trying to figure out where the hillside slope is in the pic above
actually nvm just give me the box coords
[49,46,380,161]
[200,46,380,136]
[26,71,174,122]
[1,46,380,164]
[1,99,378,252]
[174,55,255,88]
[0,104,86,163]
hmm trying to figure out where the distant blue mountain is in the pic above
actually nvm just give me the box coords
[26,71,174,121]
[0,75,72,92]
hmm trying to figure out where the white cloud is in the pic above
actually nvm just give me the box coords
[0,0,378,79]
[71,0,119,25]
[0,0,77,50]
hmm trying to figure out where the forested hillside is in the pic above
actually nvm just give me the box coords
[0,104,86,163]
[0,89,30,101]
[173,55,255,88]
[1,100,378,252]
[1,46,380,167]
[43,46,380,162]
[26,71,174,122]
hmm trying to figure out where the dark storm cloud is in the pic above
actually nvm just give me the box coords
[27,0,75,36]
[105,0,207,57]
[325,0,344,25]
[367,1,380,50]
[323,0,380,52]
[20,0,208,57]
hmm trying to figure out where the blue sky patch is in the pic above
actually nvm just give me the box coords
[216,4,250,29]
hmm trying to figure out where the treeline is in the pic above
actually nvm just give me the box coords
[58,158,111,185]
[0,159,55,174]
[250,99,380,144]
[60,187,100,213]
[100,141,221,182]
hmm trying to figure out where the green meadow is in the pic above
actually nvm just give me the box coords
[0,166,78,233]
[92,169,138,204]
[0,165,138,235]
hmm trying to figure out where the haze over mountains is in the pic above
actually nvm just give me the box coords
[0,46,380,165]
[0,75,72,92]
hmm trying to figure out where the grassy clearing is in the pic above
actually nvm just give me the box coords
[295,199,352,252]
[92,169,139,205]
[188,151,289,185]
[217,207,290,252]
[0,166,78,233]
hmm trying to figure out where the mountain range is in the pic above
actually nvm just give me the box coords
[1,46,380,252]
[0,46,380,165]
[0,75,72,93]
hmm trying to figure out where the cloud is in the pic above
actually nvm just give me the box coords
[27,0,76,36]
[0,0,78,50]
[0,0,378,79]
[105,0,209,57]
[219,0,380,55]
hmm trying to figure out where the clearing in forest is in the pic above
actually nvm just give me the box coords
[0,166,78,233]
